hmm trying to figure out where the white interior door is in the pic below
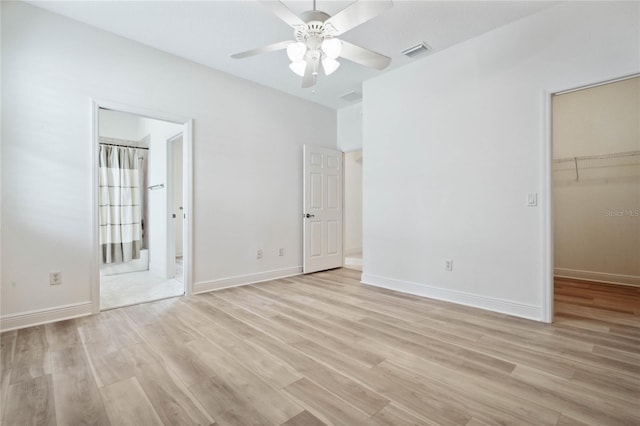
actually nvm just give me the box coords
[303,145,343,273]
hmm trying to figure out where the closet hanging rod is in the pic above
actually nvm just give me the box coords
[99,142,149,150]
[553,150,640,163]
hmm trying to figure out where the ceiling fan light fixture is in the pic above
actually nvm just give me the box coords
[231,0,394,89]
[322,57,340,75]
[286,42,307,62]
[321,38,342,59]
[289,60,307,77]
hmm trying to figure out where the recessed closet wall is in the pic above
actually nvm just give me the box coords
[344,150,363,257]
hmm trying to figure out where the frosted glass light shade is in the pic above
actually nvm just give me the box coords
[289,61,306,77]
[321,38,342,59]
[322,57,340,75]
[286,42,307,62]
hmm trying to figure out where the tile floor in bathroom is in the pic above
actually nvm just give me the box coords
[100,257,184,310]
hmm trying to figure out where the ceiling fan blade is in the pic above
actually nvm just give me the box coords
[301,58,316,88]
[340,41,391,70]
[324,0,393,36]
[260,1,306,29]
[231,40,293,59]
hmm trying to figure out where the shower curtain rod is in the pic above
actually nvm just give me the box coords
[99,142,149,150]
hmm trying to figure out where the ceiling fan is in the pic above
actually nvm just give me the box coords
[231,0,393,88]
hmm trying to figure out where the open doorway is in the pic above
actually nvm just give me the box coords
[343,149,363,271]
[551,75,639,322]
[96,107,188,310]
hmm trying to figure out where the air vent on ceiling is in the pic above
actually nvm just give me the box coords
[402,42,431,58]
[340,91,362,102]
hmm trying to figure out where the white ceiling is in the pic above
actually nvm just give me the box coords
[29,0,558,109]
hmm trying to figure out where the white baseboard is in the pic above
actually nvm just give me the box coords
[344,257,362,267]
[0,301,93,332]
[193,266,302,294]
[361,273,543,321]
[554,268,640,287]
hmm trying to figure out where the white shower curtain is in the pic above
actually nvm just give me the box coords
[99,145,142,264]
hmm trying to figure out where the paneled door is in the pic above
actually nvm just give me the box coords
[303,145,343,273]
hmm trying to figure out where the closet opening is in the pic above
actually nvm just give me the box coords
[550,75,639,323]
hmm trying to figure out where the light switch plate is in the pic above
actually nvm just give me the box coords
[527,193,537,207]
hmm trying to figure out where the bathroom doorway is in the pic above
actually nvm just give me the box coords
[96,107,188,310]
[343,149,363,271]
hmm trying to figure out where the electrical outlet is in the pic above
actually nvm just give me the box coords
[278,248,285,257]
[50,271,62,285]
[257,249,263,260]
[445,259,453,271]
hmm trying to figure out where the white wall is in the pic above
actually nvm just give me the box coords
[337,103,363,152]
[0,2,336,328]
[362,1,639,320]
[99,109,146,141]
[553,77,640,286]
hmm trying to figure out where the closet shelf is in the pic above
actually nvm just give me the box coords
[553,150,640,181]
[553,150,640,164]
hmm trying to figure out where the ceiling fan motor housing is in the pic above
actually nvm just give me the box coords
[295,10,335,51]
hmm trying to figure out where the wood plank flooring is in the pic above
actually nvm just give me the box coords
[1,269,638,425]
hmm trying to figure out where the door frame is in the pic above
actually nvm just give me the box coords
[541,72,639,323]
[91,99,194,313]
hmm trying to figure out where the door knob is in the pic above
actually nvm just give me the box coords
[304,213,315,218]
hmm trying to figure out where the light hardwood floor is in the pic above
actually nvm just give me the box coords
[1,269,638,425]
